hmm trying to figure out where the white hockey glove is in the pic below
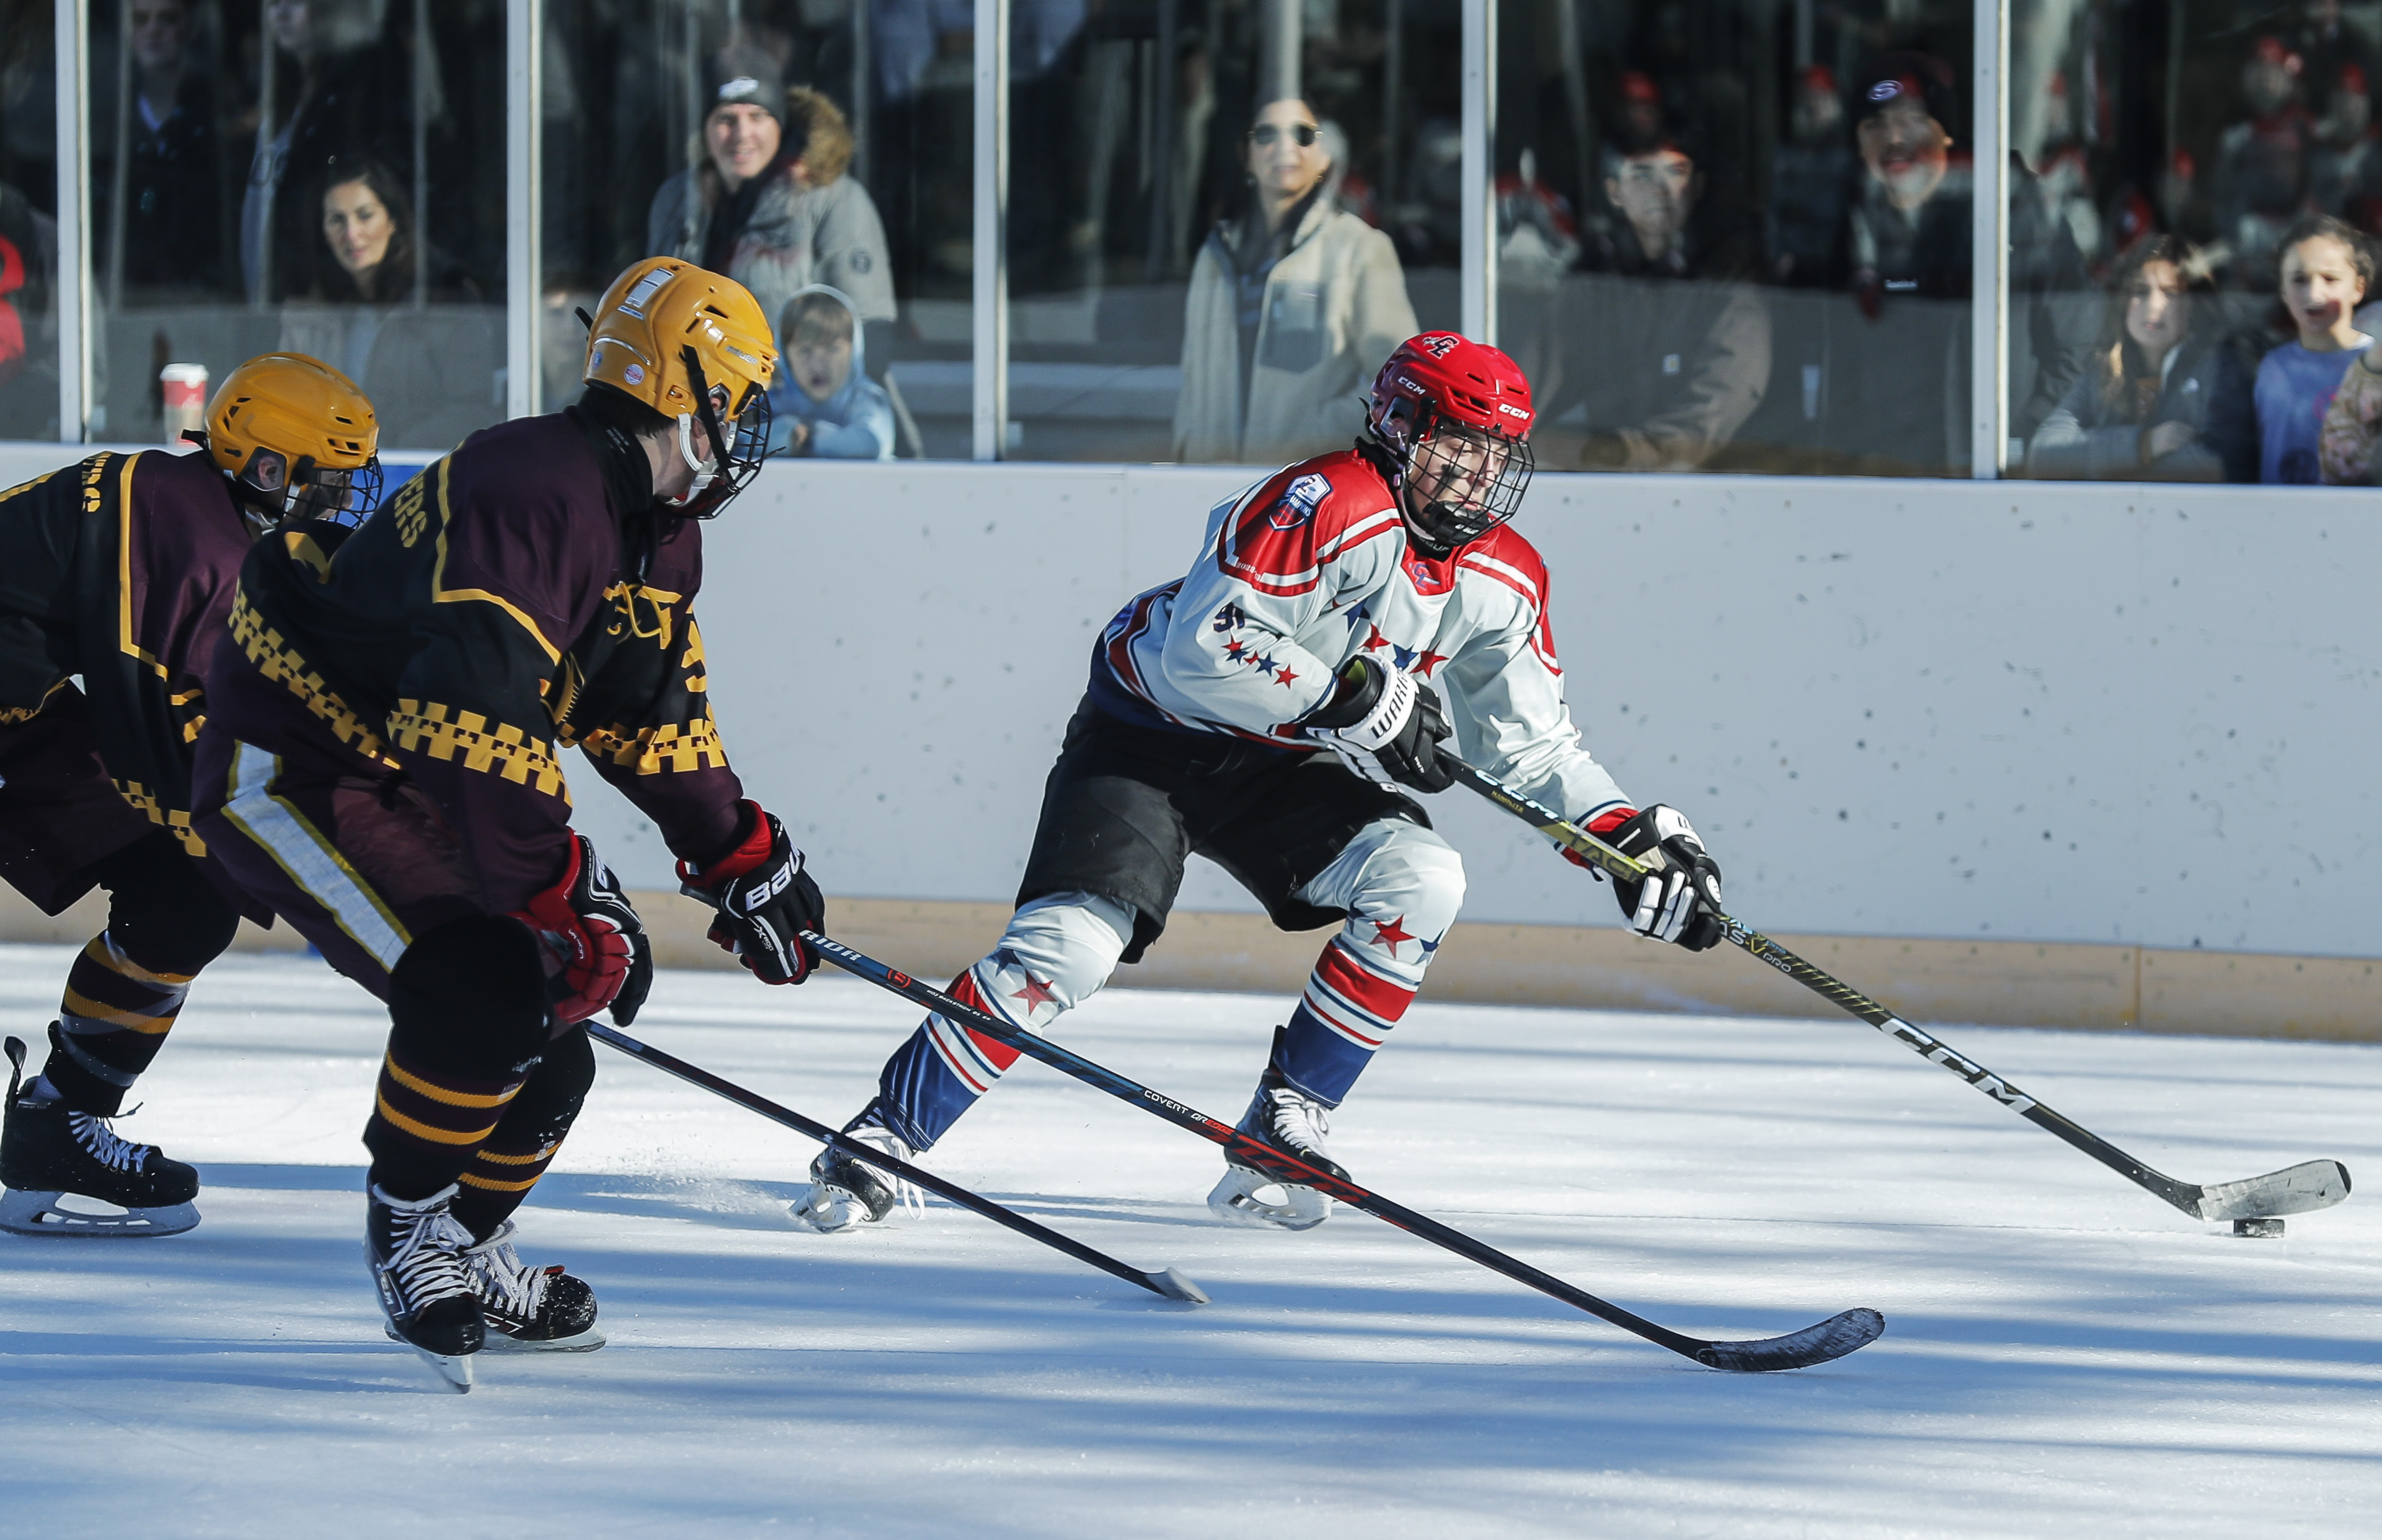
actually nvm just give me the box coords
[1606,805,1725,950]
[1303,656,1455,793]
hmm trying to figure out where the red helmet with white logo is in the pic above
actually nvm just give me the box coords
[1365,333,1536,551]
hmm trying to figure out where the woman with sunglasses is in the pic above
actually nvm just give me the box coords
[1173,99,1418,464]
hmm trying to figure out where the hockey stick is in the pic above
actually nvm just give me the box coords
[1444,758,2352,1231]
[584,1020,1208,1304]
[798,930,1883,1372]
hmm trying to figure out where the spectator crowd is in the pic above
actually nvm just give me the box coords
[10,1,2382,483]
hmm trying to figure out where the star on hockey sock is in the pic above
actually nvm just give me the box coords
[1370,914,1417,955]
[1009,971,1058,1014]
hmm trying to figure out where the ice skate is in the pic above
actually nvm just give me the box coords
[1207,1048,1349,1232]
[0,1033,199,1237]
[458,1218,603,1352]
[790,1126,922,1232]
[366,1181,484,1392]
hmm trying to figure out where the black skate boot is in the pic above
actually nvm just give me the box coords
[790,1123,921,1233]
[1207,1027,1350,1232]
[366,1181,484,1392]
[458,1218,603,1352]
[0,1032,200,1237]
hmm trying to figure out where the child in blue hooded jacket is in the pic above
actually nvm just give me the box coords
[768,285,896,459]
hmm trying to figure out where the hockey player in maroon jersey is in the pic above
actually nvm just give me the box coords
[190,257,827,1389]
[799,333,1727,1233]
[0,353,380,1239]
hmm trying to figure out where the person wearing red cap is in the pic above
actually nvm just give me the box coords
[792,334,1726,1234]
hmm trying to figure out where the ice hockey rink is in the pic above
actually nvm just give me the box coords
[2,943,2376,1538]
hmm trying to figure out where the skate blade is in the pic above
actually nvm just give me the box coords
[1205,1167,1332,1231]
[787,1182,879,1234]
[0,1188,198,1237]
[480,1325,606,1353]
[410,1345,474,1392]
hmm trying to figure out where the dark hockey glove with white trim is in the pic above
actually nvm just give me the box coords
[510,834,650,1027]
[1304,655,1455,793]
[678,800,825,985]
[1606,804,1725,951]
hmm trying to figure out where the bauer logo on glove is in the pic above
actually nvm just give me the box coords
[678,800,826,985]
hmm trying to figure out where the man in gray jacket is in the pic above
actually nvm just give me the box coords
[647,48,896,343]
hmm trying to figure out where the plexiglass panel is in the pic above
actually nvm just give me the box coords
[0,0,55,440]
[85,0,507,454]
[1004,0,1458,465]
[2012,0,2382,485]
[541,0,971,459]
[1497,0,1976,477]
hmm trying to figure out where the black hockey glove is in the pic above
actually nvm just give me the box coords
[677,800,825,985]
[1606,805,1724,951]
[1303,655,1455,793]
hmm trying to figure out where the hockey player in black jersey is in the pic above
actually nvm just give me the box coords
[0,353,381,1237]
[192,259,826,1389]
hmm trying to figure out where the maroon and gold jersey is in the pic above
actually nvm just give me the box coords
[0,448,256,854]
[214,409,745,912]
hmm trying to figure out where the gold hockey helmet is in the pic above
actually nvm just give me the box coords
[583,257,777,516]
[204,352,382,523]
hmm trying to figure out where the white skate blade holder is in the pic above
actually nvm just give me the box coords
[0,1186,198,1238]
[1206,1165,1333,1231]
[787,1180,873,1234]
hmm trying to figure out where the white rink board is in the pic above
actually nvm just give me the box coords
[667,462,2382,958]
[0,445,2372,957]
[1,948,2378,1537]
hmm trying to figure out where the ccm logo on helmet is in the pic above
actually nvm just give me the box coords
[1499,402,1532,420]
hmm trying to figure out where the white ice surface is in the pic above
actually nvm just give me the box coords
[2,944,2378,1538]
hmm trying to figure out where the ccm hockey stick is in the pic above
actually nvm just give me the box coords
[1445,758,2352,1232]
[585,1021,1208,1304]
[800,930,1883,1372]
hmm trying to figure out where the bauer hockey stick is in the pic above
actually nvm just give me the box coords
[1444,758,2352,1231]
[585,1022,1208,1304]
[799,931,1883,1373]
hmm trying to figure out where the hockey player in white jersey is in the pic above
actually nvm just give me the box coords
[798,332,1727,1231]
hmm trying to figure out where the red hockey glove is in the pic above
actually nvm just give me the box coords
[510,834,650,1027]
[678,800,825,985]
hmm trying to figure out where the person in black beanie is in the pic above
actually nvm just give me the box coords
[645,45,896,345]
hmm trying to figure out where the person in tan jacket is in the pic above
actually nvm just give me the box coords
[1173,99,1417,465]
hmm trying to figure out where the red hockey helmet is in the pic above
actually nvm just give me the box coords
[1365,333,1536,551]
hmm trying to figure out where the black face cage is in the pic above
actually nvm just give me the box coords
[299,456,384,526]
[1404,415,1534,551]
[678,346,773,520]
[234,448,384,529]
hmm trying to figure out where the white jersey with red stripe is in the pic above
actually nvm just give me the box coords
[1086,447,1632,826]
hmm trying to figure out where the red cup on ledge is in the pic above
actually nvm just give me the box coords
[160,363,207,446]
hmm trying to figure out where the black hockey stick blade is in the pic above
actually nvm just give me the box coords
[801,931,1880,1371]
[1443,757,2356,1224]
[1695,1308,1887,1372]
[585,1022,1206,1305]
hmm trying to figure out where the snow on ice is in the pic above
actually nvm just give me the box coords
[2,943,2377,1536]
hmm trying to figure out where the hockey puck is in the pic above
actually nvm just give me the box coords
[2232,1217,2285,1238]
